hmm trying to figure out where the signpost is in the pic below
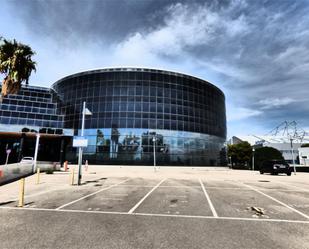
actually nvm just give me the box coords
[73,137,88,148]
[5,149,11,165]
[252,148,255,171]
[33,134,40,172]
[153,136,157,172]
[75,102,92,185]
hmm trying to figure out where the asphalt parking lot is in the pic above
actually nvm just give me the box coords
[0,166,309,249]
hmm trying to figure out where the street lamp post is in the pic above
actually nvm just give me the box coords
[252,148,255,171]
[290,138,297,175]
[77,102,92,185]
[152,136,157,172]
[33,133,40,173]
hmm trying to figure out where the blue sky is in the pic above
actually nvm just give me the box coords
[1,0,308,138]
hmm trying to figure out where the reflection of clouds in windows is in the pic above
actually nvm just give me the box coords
[51,69,226,165]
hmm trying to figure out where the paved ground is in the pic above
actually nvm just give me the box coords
[1,166,309,249]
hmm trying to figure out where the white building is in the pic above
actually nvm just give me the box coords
[229,135,309,164]
[298,147,309,165]
[262,142,301,163]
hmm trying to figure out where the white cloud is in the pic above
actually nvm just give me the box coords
[114,2,250,61]
[227,106,262,121]
[259,97,296,110]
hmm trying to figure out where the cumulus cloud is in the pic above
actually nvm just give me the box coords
[259,97,297,110]
[227,106,262,122]
[115,2,250,61]
[2,0,309,136]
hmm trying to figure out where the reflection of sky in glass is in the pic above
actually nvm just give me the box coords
[52,69,226,165]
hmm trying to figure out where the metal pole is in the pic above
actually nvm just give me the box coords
[18,178,25,207]
[5,144,9,165]
[5,152,9,165]
[290,138,296,175]
[33,133,40,173]
[252,148,255,171]
[70,167,75,185]
[153,136,156,172]
[36,167,40,185]
[77,101,86,185]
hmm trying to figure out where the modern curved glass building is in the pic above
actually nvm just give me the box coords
[52,67,226,166]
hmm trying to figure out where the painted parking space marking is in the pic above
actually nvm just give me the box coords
[55,178,130,210]
[3,176,309,224]
[128,178,166,214]
[132,183,213,216]
[61,185,154,212]
[242,183,309,220]
[1,206,309,225]
[204,183,308,220]
[261,189,309,216]
[199,179,218,217]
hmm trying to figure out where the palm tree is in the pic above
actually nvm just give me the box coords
[0,37,36,101]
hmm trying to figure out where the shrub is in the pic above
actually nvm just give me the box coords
[254,147,284,170]
[45,168,54,174]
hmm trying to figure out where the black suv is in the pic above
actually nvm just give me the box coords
[260,160,292,176]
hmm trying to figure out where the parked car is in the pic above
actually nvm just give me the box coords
[20,157,34,164]
[260,160,292,176]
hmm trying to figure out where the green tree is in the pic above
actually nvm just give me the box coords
[228,141,252,167]
[0,38,36,101]
[254,146,284,170]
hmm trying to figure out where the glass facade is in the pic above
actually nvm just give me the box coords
[0,85,65,134]
[52,68,227,166]
[0,85,73,164]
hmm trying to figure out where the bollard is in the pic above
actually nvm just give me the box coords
[18,178,25,207]
[70,168,75,185]
[85,160,88,172]
[64,161,68,172]
[36,167,40,185]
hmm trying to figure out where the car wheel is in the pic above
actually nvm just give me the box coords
[260,171,264,174]
[287,172,291,176]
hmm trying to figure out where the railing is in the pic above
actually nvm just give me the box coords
[0,162,33,186]
[0,162,60,186]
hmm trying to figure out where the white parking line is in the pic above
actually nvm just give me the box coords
[1,206,309,224]
[55,179,130,210]
[128,178,166,214]
[242,183,309,220]
[199,179,218,217]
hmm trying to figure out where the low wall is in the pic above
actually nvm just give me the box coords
[0,161,60,186]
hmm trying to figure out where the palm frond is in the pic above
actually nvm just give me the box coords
[0,38,36,98]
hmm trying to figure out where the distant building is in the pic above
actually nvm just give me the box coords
[298,147,309,165]
[262,142,301,164]
[0,67,227,166]
[227,136,244,145]
[228,135,307,164]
